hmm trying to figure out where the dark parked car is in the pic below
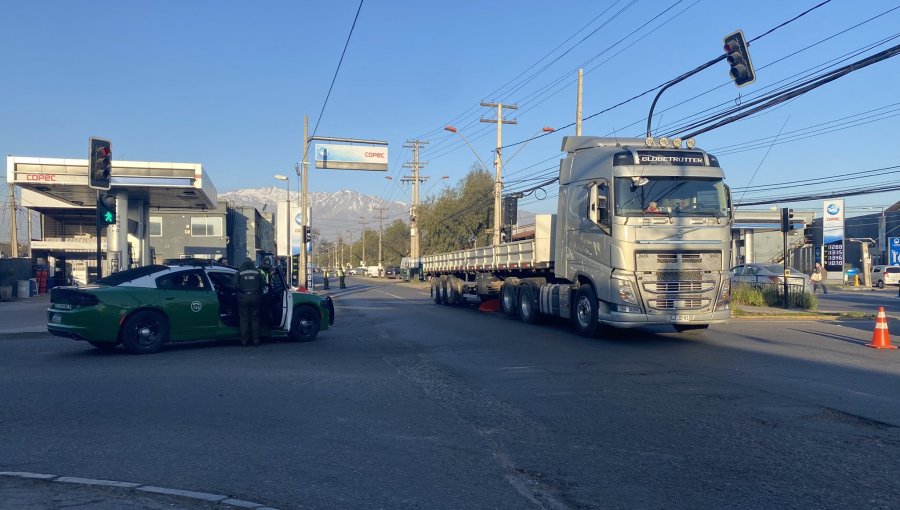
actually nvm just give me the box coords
[384,267,401,279]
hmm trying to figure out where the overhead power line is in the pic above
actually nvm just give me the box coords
[499,0,843,151]
[310,0,364,140]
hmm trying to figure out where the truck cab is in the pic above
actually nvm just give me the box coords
[555,136,732,333]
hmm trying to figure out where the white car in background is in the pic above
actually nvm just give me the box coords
[870,265,899,288]
[731,263,814,294]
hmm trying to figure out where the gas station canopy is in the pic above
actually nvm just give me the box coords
[6,156,217,211]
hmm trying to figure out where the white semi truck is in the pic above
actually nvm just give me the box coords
[422,136,733,336]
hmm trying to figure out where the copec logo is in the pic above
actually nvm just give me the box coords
[826,203,841,216]
[364,151,386,159]
[26,174,56,181]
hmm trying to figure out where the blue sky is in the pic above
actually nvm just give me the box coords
[2,0,898,218]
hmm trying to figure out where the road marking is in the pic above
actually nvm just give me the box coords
[0,471,277,508]
[56,477,140,488]
[138,486,228,502]
[375,289,408,300]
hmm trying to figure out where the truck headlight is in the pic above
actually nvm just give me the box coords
[614,277,639,305]
[716,278,731,310]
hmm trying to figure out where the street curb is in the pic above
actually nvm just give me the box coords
[0,472,279,509]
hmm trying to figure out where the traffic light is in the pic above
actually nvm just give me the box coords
[98,193,117,225]
[292,254,299,275]
[303,225,312,244]
[502,196,518,226]
[723,30,755,87]
[88,137,112,190]
[781,207,794,233]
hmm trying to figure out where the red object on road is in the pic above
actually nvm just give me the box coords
[866,307,896,349]
[478,298,500,313]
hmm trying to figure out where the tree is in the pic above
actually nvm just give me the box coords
[419,166,493,255]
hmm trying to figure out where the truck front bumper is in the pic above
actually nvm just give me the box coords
[605,309,731,328]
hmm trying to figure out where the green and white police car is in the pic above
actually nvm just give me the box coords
[47,260,334,354]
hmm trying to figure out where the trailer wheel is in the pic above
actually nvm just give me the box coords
[431,278,442,304]
[518,285,540,324]
[574,285,601,337]
[447,276,462,305]
[439,275,450,304]
[501,282,518,316]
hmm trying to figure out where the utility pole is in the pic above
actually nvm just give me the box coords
[576,68,584,136]
[299,115,310,290]
[359,218,367,267]
[401,139,428,263]
[375,206,387,272]
[8,184,18,258]
[480,102,517,246]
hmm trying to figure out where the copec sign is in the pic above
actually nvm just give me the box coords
[315,144,388,171]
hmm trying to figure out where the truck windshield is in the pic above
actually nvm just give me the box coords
[614,177,728,217]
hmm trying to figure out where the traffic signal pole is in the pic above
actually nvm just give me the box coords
[95,191,102,280]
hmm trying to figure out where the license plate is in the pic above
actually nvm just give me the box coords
[670,315,692,322]
[50,314,62,324]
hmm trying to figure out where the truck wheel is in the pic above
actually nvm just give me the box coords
[673,324,708,335]
[431,278,442,304]
[574,286,600,337]
[518,285,540,324]
[501,283,518,316]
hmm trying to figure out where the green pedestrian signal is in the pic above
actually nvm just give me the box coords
[98,193,117,225]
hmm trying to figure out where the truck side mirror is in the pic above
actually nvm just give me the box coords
[589,182,610,227]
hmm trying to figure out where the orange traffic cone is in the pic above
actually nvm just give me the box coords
[866,307,896,349]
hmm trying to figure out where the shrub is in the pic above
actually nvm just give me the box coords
[731,283,817,310]
[731,283,766,307]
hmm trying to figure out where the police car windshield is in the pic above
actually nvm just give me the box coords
[614,177,728,218]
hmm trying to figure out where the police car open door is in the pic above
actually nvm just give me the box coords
[270,269,293,331]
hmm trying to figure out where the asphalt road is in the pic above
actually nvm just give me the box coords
[815,286,900,315]
[1,277,899,509]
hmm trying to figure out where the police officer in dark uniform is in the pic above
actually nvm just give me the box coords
[233,258,263,346]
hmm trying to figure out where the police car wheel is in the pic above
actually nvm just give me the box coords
[289,305,321,342]
[120,310,169,354]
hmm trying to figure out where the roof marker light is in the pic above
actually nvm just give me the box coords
[686,138,696,149]
[645,137,655,147]
[659,137,669,148]
[672,138,682,148]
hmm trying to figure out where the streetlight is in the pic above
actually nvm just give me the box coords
[274,174,291,286]
[445,125,502,244]
[423,175,450,197]
[444,126,491,172]
[505,127,555,165]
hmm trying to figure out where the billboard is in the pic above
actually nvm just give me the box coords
[822,199,844,275]
[890,237,900,266]
[315,144,388,171]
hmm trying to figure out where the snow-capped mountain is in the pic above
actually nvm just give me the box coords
[219,187,408,240]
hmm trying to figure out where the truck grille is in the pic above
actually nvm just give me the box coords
[654,281,704,293]
[652,298,708,310]
[636,251,722,311]
[636,251,722,275]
